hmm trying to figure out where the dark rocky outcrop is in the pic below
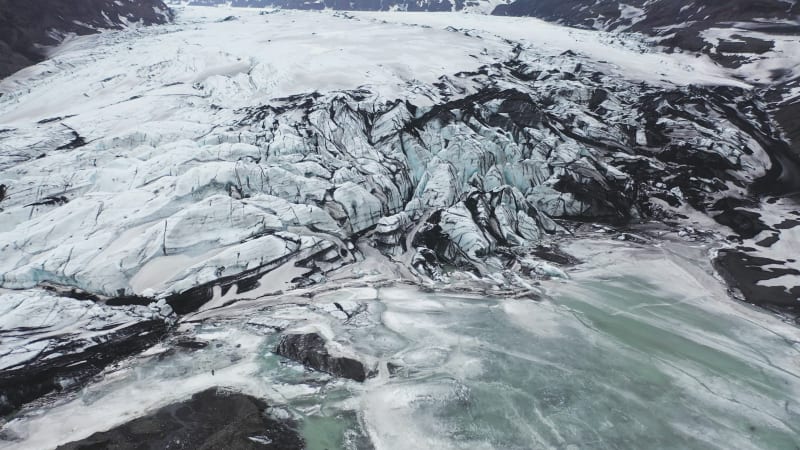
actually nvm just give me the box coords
[767,77,800,155]
[0,0,173,78]
[56,388,304,450]
[714,249,800,320]
[275,333,373,381]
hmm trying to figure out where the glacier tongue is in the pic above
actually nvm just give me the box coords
[0,7,791,307]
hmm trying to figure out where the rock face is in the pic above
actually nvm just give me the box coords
[0,290,171,415]
[275,333,372,381]
[0,0,173,78]
[56,388,304,449]
[710,194,800,321]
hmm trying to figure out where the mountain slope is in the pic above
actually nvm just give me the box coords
[0,0,173,78]
[492,0,800,82]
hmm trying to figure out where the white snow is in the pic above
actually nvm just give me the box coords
[350,10,750,87]
[701,26,800,84]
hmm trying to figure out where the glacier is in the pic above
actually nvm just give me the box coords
[0,5,799,449]
[1,8,791,301]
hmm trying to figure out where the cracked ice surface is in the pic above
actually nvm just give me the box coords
[0,7,507,298]
[0,7,782,302]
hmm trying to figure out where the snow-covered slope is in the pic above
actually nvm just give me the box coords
[187,0,800,152]
[173,0,800,70]
[1,6,799,418]
[0,0,173,78]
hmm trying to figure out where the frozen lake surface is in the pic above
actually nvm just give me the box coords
[6,238,799,449]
